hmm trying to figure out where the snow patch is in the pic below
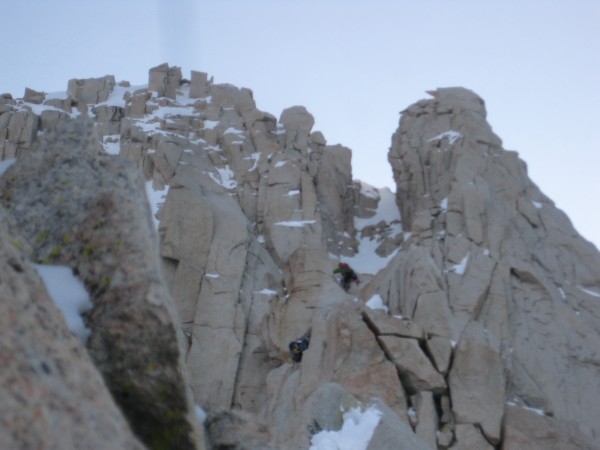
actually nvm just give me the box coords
[145,181,169,229]
[0,158,16,177]
[354,187,401,229]
[195,406,207,423]
[205,273,220,279]
[428,130,462,146]
[577,286,600,298]
[274,220,316,227]
[209,166,237,189]
[257,288,277,295]
[244,153,261,171]
[203,120,219,129]
[309,405,382,450]
[285,189,300,197]
[101,135,120,155]
[359,181,380,200]
[274,160,287,168]
[34,264,92,343]
[440,197,448,211]
[448,254,469,275]
[366,294,388,313]
[532,201,543,209]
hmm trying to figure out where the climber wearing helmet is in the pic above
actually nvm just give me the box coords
[333,262,360,292]
[289,328,311,363]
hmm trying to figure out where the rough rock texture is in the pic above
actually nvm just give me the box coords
[0,209,144,450]
[1,67,600,449]
[0,119,205,449]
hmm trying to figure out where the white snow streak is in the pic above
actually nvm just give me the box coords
[577,286,600,298]
[145,181,169,229]
[274,220,316,227]
[34,264,92,343]
[428,130,462,146]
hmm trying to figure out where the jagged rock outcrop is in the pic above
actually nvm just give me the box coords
[1,66,599,449]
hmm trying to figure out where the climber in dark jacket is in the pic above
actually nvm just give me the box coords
[333,262,360,292]
[289,328,311,363]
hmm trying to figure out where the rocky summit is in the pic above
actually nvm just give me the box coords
[1,63,599,450]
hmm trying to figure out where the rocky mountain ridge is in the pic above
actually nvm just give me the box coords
[1,63,599,449]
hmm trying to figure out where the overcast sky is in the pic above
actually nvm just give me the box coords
[3,0,599,248]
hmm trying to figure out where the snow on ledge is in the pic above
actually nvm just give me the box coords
[309,405,382,450]
[274,220,317,227]
[366,294,389,313]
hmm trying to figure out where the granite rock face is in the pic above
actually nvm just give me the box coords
[0,208,144,450]
[1,68,599,449]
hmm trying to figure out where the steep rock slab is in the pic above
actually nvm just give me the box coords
[448,337,505,444]
[0,119,205,449]
[182,189,250,411]
[0,209,144,450]
[502,406,600,450]
[450,424,493,450]
[377,336,446,394]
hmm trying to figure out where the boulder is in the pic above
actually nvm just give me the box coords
[148,63,182,99]
[67,75,115,104]
[23,87,45,104]
[279,105,314,152]
[448,337,505,444]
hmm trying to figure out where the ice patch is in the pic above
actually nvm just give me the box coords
[33,264,92,343]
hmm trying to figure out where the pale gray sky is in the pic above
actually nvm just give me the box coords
[2,0,599,248]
